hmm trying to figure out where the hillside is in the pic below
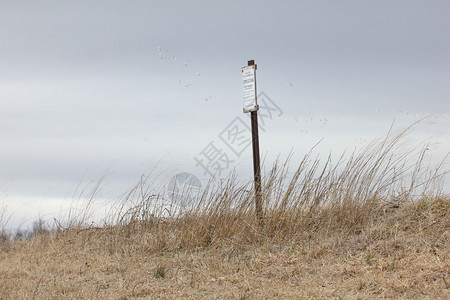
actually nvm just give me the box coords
[1,130,449,299]
[0,197,448,299]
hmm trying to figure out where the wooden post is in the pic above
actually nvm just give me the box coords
[247,60,263,225]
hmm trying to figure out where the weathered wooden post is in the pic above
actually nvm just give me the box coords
[242,59,263,225]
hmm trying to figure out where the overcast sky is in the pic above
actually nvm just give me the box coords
[1,1,449,229]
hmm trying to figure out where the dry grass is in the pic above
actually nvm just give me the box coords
[0,127,449,299]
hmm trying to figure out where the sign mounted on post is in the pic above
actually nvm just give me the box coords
[242,59,263,226]
[242,65,258,113]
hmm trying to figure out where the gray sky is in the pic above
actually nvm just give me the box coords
[1,1,449,229]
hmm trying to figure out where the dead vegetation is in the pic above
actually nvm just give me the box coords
[0,127,449,299]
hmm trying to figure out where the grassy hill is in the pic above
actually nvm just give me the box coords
[1,129,449,299]
[0,197,448,299]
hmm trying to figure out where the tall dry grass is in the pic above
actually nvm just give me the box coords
[1,124,449,299]
[51,124,446,256]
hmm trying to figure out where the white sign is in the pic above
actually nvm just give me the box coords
[242,65,258,113]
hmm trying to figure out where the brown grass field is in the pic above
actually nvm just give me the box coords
[1,128,449,299]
